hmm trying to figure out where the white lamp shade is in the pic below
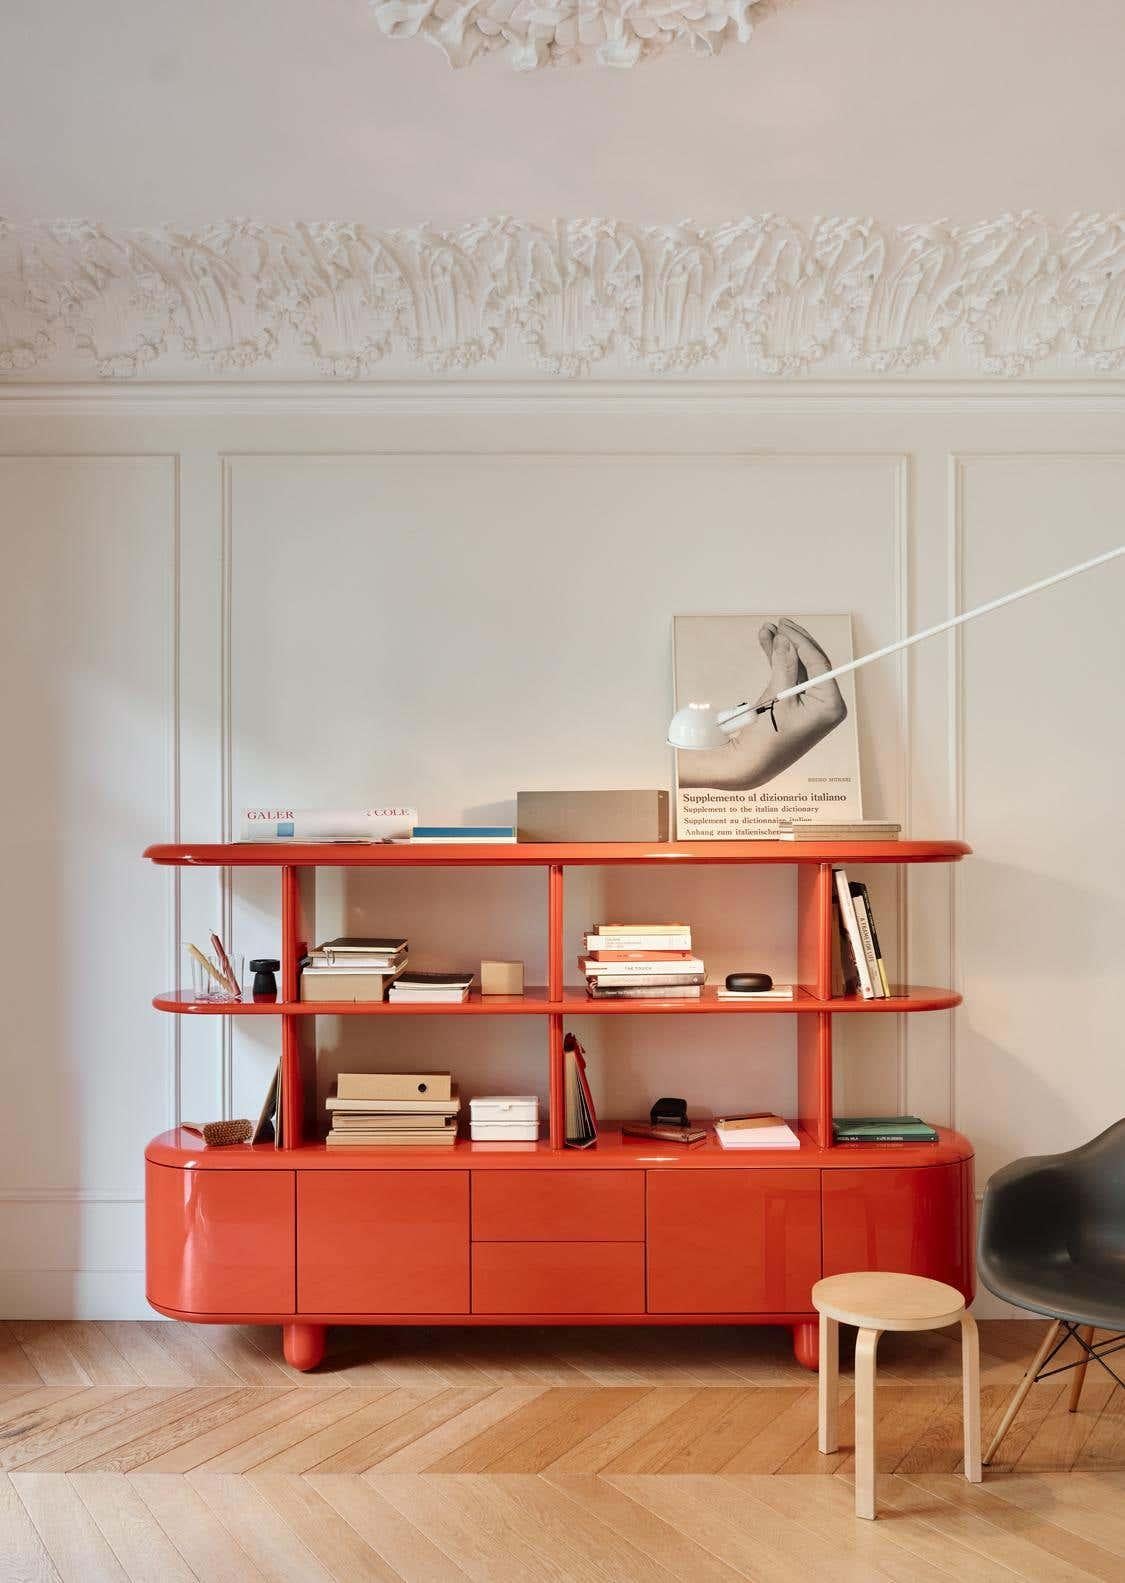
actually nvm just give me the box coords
[667,702,728,750]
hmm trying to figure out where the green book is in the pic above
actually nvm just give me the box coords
[834,1115,938,1141]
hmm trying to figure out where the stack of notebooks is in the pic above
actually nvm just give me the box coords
[834,1115,938,1144]
[300,937,407,1002]
[580,922,705,1000]
[779,819,901,841]
[714,1113,801,1149]
[388,971,474,1004]
[832,867,891,999]
[326,1072,461,1146]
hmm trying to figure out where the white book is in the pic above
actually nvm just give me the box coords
[714,1120,801,1149]
[581,957,704,977]
[833,867,876,999]
[716,984,795,1000]
[585,934,692,952]
[240,806,416,842]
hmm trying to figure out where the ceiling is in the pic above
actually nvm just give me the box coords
[2,0,1123,227]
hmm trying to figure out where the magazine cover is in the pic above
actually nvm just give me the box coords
[673,614,862,838]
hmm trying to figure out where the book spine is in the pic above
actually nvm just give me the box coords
[586,950,692,962]
[585,935,692,952]
[833,868,875,998]
[581,957,704,976]
[240,807,416,842]
[849,885,886,999]
[856,884,891,996]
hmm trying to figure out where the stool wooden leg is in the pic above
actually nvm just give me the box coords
[960,1311,982,1483]
[1068,1327,1094,1412]
[854,1326,882,1520]
[984,1318,1062,1465]
[818,1315,839,1453]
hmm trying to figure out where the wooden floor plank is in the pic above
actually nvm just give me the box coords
[138,1322,245,1385]
[365,1472,569,1583]
[131,1471,270,1582]
[980,1472,1125,1556]
[69,1471,198,1582]
[199,1386,385,1475]
[372,1387,546,1473]
[608,1473,904,1583]
[248,1471,406,1581]
[95,1323,196,1386]
[140,1389,337,1474]
[540,1386,700,1475]
[308,1472,472,1582]
[904,1473,1125,1583]
[192,1325,305,1387]
[50,1326,146,1387]
[50,1388,248,1475]
[0,1471,62,1581]
[476,1388,649,1475]
[11,1470,130,1581]
[312,1390,498,1475]
[188,1470,339,1583]
[0,1389,139,1471]
[541,1471,754,1582]
[251,1390,426,1475]
[0,1324,53,1386]
[715,1387,824,1474]
[7,1325,93,1388]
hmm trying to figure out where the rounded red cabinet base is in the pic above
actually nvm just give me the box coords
[145,1132,974,1373]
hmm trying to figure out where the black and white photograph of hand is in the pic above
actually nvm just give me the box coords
[677,617,848,791]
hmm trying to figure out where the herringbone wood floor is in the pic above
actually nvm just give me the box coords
[1,1319,1123,1580]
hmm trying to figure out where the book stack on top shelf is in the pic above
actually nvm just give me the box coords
[325,1072,460,1146]
[580,922,705,1000]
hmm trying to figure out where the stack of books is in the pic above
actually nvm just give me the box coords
[325,1072,460,1146]
[834,1115,938,1144]
[300,937,407,1002]
[832,868,890,999]
[388,970,474,1004]
[580,922,705,1000]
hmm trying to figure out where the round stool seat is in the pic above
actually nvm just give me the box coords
[813,1272,966,1333]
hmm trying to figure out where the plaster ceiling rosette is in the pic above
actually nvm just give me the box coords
[369,0,768,70]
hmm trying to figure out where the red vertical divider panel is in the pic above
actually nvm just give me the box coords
[548,863,565,1148]
[796,861,833,998]
[281,866,317,1147]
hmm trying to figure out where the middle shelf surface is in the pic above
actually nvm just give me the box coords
[153,984,962,1016]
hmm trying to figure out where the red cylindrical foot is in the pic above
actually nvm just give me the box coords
[283,1322,326,1371]
[792,1319,819,1371]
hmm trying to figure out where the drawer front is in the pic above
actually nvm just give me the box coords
[472,1242,645,1314]
[472,1170,643,1242]
[647,1170,821,1313]
[822,1162,975,1301]
[146,1161,295,1316]
[298,1171,469,1314]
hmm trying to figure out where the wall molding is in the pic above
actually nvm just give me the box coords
[2,214,1123,383]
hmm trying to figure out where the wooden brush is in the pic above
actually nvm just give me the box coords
[182,1119,253,1146]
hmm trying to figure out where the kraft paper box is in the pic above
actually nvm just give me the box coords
[517,790,670,843]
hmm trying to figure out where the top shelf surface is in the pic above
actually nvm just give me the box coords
[144,839,970,868]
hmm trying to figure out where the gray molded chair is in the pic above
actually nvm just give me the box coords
[977,1118,1125,1463]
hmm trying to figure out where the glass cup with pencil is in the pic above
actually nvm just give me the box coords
[186,933,244,1002]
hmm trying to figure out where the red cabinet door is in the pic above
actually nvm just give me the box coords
[647,1170,821,1314]
[298,1171,469,1314]
[146,1160,295,1316]
[822,1162,975,1301]
[473,1243,645,1314]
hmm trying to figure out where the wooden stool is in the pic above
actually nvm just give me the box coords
[813,1272,981,1519]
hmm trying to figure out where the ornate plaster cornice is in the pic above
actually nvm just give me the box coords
[369,0,767,71]
[1,213,1122,382]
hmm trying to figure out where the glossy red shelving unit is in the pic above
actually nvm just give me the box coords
[144,838,973,1372]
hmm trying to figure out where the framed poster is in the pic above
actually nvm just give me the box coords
[673,613,862,838]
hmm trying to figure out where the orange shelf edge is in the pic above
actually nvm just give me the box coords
[152,984,962,1016]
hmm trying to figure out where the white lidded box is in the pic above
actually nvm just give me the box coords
[469,1095,540,1141]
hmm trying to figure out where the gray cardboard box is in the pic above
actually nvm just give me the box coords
[517,790,670,843]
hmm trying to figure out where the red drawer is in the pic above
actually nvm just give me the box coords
[471,1170,643,1242]
[146,1161,294,1316]
[647,1170,821,1313]
[472,1242,644,1314]
[298,1171,469,1314]
[822,1161,975,1301]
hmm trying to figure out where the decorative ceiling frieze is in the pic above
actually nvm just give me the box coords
[1,213,1122,381]
[368,0,768,70]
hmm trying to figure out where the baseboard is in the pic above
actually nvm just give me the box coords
[0,1270,152,1319]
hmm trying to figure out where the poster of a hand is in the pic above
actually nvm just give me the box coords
[673,613,863,838]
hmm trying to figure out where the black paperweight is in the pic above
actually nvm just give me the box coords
[725,972,773,993]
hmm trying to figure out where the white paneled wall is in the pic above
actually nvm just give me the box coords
[1,391,1123,1316]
